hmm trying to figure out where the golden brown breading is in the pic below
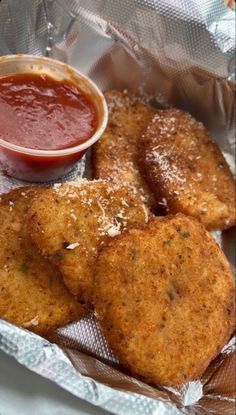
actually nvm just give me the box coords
[92,90,157,210]
[28,180,151,304]
[139,109,236,230]
[94,214,235,387]
[0,188,85,337]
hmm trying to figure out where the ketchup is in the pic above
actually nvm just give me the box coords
[0,73,98,150]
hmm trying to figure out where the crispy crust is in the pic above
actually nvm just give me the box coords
[139,109,236,230]
[28,180,152,304]
[94,214,235,387]
[92,90,157,210]
[0,188,85,337]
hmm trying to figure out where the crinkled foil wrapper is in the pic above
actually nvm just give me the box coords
[0,1,235,414]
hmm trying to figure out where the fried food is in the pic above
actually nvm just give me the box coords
[139,109,236,230]
[92,90,157,210]
[28,180,151,304]
[0,188,85,337]
[94,214,235,387]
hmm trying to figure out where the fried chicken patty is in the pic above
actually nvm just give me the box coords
[28,180,151,304]
[94,214,235,387]
[92,90,156,210]
[139,109,236,230]
[0,188,85,337]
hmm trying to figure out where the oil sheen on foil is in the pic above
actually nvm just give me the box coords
[0,1,235,414]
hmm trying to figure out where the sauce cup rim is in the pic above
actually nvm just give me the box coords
[0,54,108,157]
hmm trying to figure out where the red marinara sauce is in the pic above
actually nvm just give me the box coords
[0,73,98,150]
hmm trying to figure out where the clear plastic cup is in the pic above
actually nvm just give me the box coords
[0,55,108,182]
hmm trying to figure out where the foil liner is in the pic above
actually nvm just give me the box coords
[0,1,235,414]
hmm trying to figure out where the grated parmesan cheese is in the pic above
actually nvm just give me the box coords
[66,242,80,250]
[23,316,39,327]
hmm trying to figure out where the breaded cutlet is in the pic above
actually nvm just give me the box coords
[28,180,152,305]
[139,109,236,230]
[92,90,157,210]
[94,214,235,387]
[0,188,85,337]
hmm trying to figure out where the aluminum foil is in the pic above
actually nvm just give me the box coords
[0,1,235,414]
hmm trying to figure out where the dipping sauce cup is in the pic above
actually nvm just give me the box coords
[0,55,108,182]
